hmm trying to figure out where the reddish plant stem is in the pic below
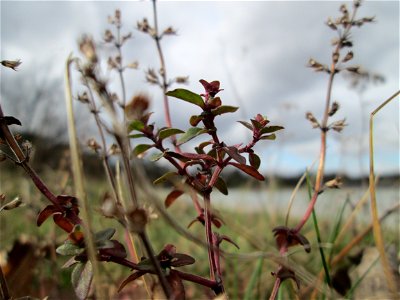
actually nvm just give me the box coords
[0,263,11,300]
[203,192,217,281]
[269,277,281,300]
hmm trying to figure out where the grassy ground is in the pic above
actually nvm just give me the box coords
[1,166,398,299]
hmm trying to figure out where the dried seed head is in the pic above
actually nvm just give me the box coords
[163,26,177,36]
[87,138,101,151]
[346,66,361,74]
[332,51,340,64]
[137,18,151,33]
[103,29,114,43]
[107,57,118,70]
[121,32,132,44]
[127,208,148,233]
[325,177,343,189]
[125,93,150,120]
[21,140,32,153]
[328,101,340,116]
[175,76,189,84]
[306,112,320,128]
[1,59,22,71]
[331,119,347,132]
[77,91,90,103]
[326,18,337,30]
[108,143,120,155]
[127,61,139,69]
[145,68,159,85]
[342,51,354,63]
[79,35,97,63]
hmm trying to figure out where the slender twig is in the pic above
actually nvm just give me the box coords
[65,55,104,298]
[368,90,399,295]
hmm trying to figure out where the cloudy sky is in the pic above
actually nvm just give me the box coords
[1,0,399,177]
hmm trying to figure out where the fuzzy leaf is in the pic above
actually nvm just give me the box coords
[132,144,152,156]
[224,146,246,164]
[127,120,145,133]
[249,152,261,170]
[212,105,239,116]
[71,261,93,300]
[260,126,284,134]
[118,271,147,293]
[229,162,265,181]
[56,242,84,256]
[165,190,184,208]
[159,128,184,140]
[153,171,179,185]
[166,89,205,108]
[260,134,276,140]
[94,228,116,243]
[214,177,228,195]
[149,152,164,162]
[177,127,207,145]
[37,205,58,226]
[128,133,146,139]
[179,152,215,161]
[189,115,204,127]
[238,121,253,131]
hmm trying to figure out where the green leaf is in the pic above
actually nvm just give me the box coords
[56,242,84,256]
[166,89,205,108]
[72,261,93,300]
[238,121,253,131]
[128,133,146,139]
[177,127,207,145]
[260,126,284,135]
[94,228,116,242]
[212,105,239,116]
[153,171,179,185]
[189,115,204,127]
[229,162,265,181]
[132,144,152,156]
[214,177,228,195]
[249,153,261,170]
[260,134,276,140]
[127,120,145,133]
[149,152,164,162]
[159,128,184,140]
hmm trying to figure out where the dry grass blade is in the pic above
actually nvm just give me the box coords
[368,89,399,296]
[64,54,104,298]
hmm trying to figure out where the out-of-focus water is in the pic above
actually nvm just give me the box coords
[209,186,399,228]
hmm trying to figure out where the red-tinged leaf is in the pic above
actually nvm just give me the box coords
[211,105,239,116]
[158,128,184,140]
[99,240,127,259]
[53,214,74,233]
[220,235,240,249]
[71,261,93,300]
[180,152,215,161]
[94,227,116,242]
[223,146,246,164]
[1,116,22,126]
[37,205,58,226]
[260,134,276,140]
[165,190,184,208]
[68,227,85,245]
[165,151,190,162]
[208,96,222,109]
[214,177,228,195]
[250,119,262,130]
[167,270,186,300]
[153,171,179,185]
[249,152,261,169]
[238,121,253,131]
[170,253,196,267]
[118,271,147,293]
[166,88,205,108]
[189,115,203,127]
[228,162,265,181]
[177,127,208,145]
[260,125,284,134]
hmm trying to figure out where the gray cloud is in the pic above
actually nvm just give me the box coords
[1,0,398,177]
